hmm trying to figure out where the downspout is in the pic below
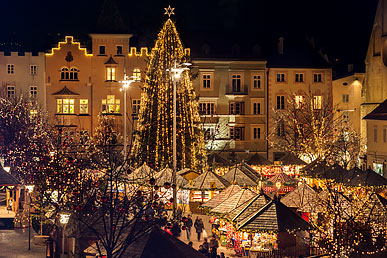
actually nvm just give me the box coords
[266,68,270,160]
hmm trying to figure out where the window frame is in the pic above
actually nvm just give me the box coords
[342,94,350,103]
[276,72,286,83]
[30,64,37,75]
[200,72,214,91]
[230,126,245,140]
[199,101,216,115]
[116,45,123,55]
[251,73,263,91]
[252,127,262,140]
[106,66,117,81]
[56,98,75,114]
[7,64,15,74]
[294,73,305,83]
[229,101,245,115]
[313,73,323,83]
[99,45,106,55]
[30,86,38,98]
[276,95,285,110]
[102,95,120,114]
[133,68,141,82]
[231,73,242,93]
[79,99,89,114]
[7,85,15,98]
[132,99,141,115]
[313,95,322,110]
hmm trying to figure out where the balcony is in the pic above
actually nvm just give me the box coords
[225,84,248,96]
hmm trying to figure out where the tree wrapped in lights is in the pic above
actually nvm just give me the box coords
[134,18,205,171]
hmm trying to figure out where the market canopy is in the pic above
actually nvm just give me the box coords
[210,188,257,215]
[207,153,233,167]
[200,184,242,210]
[222,165,258,187]
[344,168,387,187]
[183,170,230,190]
[155,168,188,188]
[246,153,272,166]
[128,163,156,185]
[237,197,311,232]
[278,153,307,166]
[123,226,207,258]
[281,182,319,212]
[228,191,271,223]
[0,167,20,186]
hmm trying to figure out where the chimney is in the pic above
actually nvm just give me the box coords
[278,37,284,55]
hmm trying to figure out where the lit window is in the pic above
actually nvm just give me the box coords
[116,45,123,55]
[276,96,285,110]
[132,99,141,114]
[295,73,304,82]
[133,68,141,82]
[30,65,37,75]
[314,73,322,82]
[80,99,88,114]
[7,64,14,74]
[7,86,15,98]
[232,74,241,92]
[253,127,261,139]
[230,127,244,140]
[199,102,215,115]
[229,102,244,115]
[57,99,75,114]
[203,74,211,89]
[313,96,322,109]
[276,73,285,82]
[30,86,37,98]
[295,95,304,109]
[99,45,106,55]
[253,102,261,115]
[61,68,69,80]
[102,95,120,113]
[106,67,116,81]
[342,94,349,103]
[253,75,261,89]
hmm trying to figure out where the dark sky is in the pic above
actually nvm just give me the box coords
[0,0,378,63]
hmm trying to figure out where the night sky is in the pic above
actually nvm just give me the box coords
[0,0,378,64]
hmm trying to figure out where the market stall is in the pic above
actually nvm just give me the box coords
[200,184,242,211]
[222,165,259,188]
[263,172,297,195]
[276,153,307,177]
[207,153,233,176]
[177,168,200,181]
[0,166,21,214]
[246,153,273,177]
[210,188,257,216]
[128,163,156,185]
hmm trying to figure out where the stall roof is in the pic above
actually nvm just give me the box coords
[0,167,20,186]
[201,184,242,209]
[345,168,387,187]
[222,165,258,187]
[246,153,272,166]
[281,183,318,212]
[183,170,230,190]
[207,153,233,167]
[237,197,311,232]
[210,188,257,215]
[301,161,350,183]
[123,226,207,258]
[278,153,307,166]
[239,162,262,181]
[268,172,294,184]
[155,168,188,188]
[128,163,156,185]
[228,191,271,223]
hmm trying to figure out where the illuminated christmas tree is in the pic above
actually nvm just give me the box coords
[134,15,205,171]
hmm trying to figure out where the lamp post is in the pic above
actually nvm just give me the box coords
[119,75,135,160]
[169,60,191,218]
[26,185,35,250]
[59,212,70,255]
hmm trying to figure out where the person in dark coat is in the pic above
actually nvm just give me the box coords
[184,214,193,240]
[194,217,205,241]
[209,235,219,258]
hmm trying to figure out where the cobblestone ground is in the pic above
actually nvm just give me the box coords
[0,229,46,258]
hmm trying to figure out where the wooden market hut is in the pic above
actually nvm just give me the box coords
[128,163,156,185]
[345,167,387,188]
[200,184,242,210]
[263,172,297,195]
[247,153,272,166]
[222,165,259,187]
[177,168,200,181]
[301,161,350,185]
[278,153,307,166]
[239,162,262,181]
[210,188,257,215]
[207,153,233,176]
[155,168,188,188]
[0,167,21,214]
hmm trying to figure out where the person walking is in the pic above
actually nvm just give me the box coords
[184,214,193,241]
[209,235,219,258]
[194,217,205,242]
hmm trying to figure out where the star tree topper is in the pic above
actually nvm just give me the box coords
[164,5,175,17]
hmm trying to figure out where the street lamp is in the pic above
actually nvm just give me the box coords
[275,182,281,196]
[26,185,35,250]
[119,75,135,160]
[169,60,191,218]
[59,212,70,255]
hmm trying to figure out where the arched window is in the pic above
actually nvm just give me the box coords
[70,67,78,80]
[61,67,69,80]
[133,68,141,82]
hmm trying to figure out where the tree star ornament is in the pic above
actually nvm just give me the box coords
[164,5,175,17]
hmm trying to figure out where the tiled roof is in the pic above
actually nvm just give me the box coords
[128,163,156,185]
[363,99,387,120]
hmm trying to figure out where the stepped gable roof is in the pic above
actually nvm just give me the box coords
[228,191,271,223]
[210,188,257,215]
[123,226,207,258]
[363,99,387,120]
[184,170,230,190]
[345,167,387,187]
[155,168,188,188]
[281,183,318,212]
[104,55,118,64]
[268,172,294,184]
[246,153,272,166]
[222,165,258,187]
[237,197,311,232]
[278,153,307,166]
[52,85,79,96]
[207,153,233,167]
[0,167,20,186]
[128,163,156,185]
[201,184,242,209]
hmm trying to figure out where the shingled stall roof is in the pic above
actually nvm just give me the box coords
[237,198,311,233]
[128,163,156,185]
[344,167,387,187]
[228,191,271,223]
[200,184,242,210]
[123,226,207,258]
[239,162,262,181]
[281,183,318,213]
[210,188,257,215]
[183,170,230,190]
[0,167,20,186]
[155,168,188,188]
[278,153,307,166]
[207,153,233,167]
[247,153,272,166]
[363,99,387,120]
[301,161,350,184]
[222,165,258,187]
[268,172,295,184]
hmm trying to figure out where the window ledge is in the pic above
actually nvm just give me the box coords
[97,54,107,56]
[78,114,90,116]
[114,54,124,57]
[105,80,118,83]
[59,79,79,82]
[101,113,122,116]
